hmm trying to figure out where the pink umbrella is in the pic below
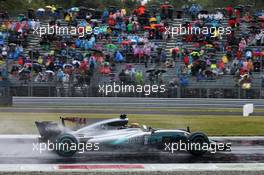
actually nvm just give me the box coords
[259,16,264,21]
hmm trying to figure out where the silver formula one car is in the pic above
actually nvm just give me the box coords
[35,114,229,157]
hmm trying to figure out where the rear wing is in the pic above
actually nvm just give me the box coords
[60,117,87,126]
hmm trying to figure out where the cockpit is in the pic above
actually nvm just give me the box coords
[74,114,153,134]
[75,114,129,133]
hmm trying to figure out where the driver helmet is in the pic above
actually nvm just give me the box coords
[130,123,140,128]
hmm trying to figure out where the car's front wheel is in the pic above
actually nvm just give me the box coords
[188,132,209,156]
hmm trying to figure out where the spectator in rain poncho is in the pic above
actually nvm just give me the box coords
[117,35,123,44]
[57,69,65,82]
[0,33,4,46]
[180,76,189,87]
[89,55,96,72]
[144,44,151,58]
[84,40,93,50]
[135,71,143,84]
[127,22,133,33]
[102,9,109,23]
[115,51,124,62]
[75,38,81,48]
[160,50,167,63]
[189,4,202,18]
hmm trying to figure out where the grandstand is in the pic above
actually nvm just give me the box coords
[0,2,263,98]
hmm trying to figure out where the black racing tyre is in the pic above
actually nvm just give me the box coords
[188,132,209,156]
[55,134,78,157]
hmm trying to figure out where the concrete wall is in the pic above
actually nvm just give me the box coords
[0,96,12,106]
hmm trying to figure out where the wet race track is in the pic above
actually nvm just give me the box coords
[0,137,264,164]
[0,97,263,164]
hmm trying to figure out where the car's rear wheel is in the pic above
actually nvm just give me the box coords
[188,132,209,156]
[55,134,78,157]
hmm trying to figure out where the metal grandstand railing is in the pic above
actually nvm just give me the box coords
[6,78,264,98]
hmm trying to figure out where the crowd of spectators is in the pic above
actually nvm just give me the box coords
[167,5,264,89]
[0,3,264,93]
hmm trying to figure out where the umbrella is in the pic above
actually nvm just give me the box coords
[37,8,45,12]
[45,70,55,75]
[63,64,73,69]
[33,63,42,72]
[149,17,157,23]
[9,43,16,46]
[191,51,200,57]
[234,6,242,10]
[79,6,88,10]
[144,26,151,30]
[18,13,25,17]
[72,60,80,65]
[153,24,163,28]
[259,16,264,21]
[89,48,103,54]
[155,69,166,75]
[70,7,79,12]
[146,69,156,73]
[106,44,117,50]
[19,68,31,74]
[88,8,95,12]
[45,5,53,9]
[161,5,173,9]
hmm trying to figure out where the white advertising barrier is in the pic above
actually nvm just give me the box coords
[243,103,254,117]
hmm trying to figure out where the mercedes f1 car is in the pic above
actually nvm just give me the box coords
[35,114,230,157]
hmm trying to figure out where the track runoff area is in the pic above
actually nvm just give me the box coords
[0,97,264,174]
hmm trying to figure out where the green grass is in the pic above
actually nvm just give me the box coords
[0,112,263,136]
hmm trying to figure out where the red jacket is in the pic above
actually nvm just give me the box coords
[183,56,190,65]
